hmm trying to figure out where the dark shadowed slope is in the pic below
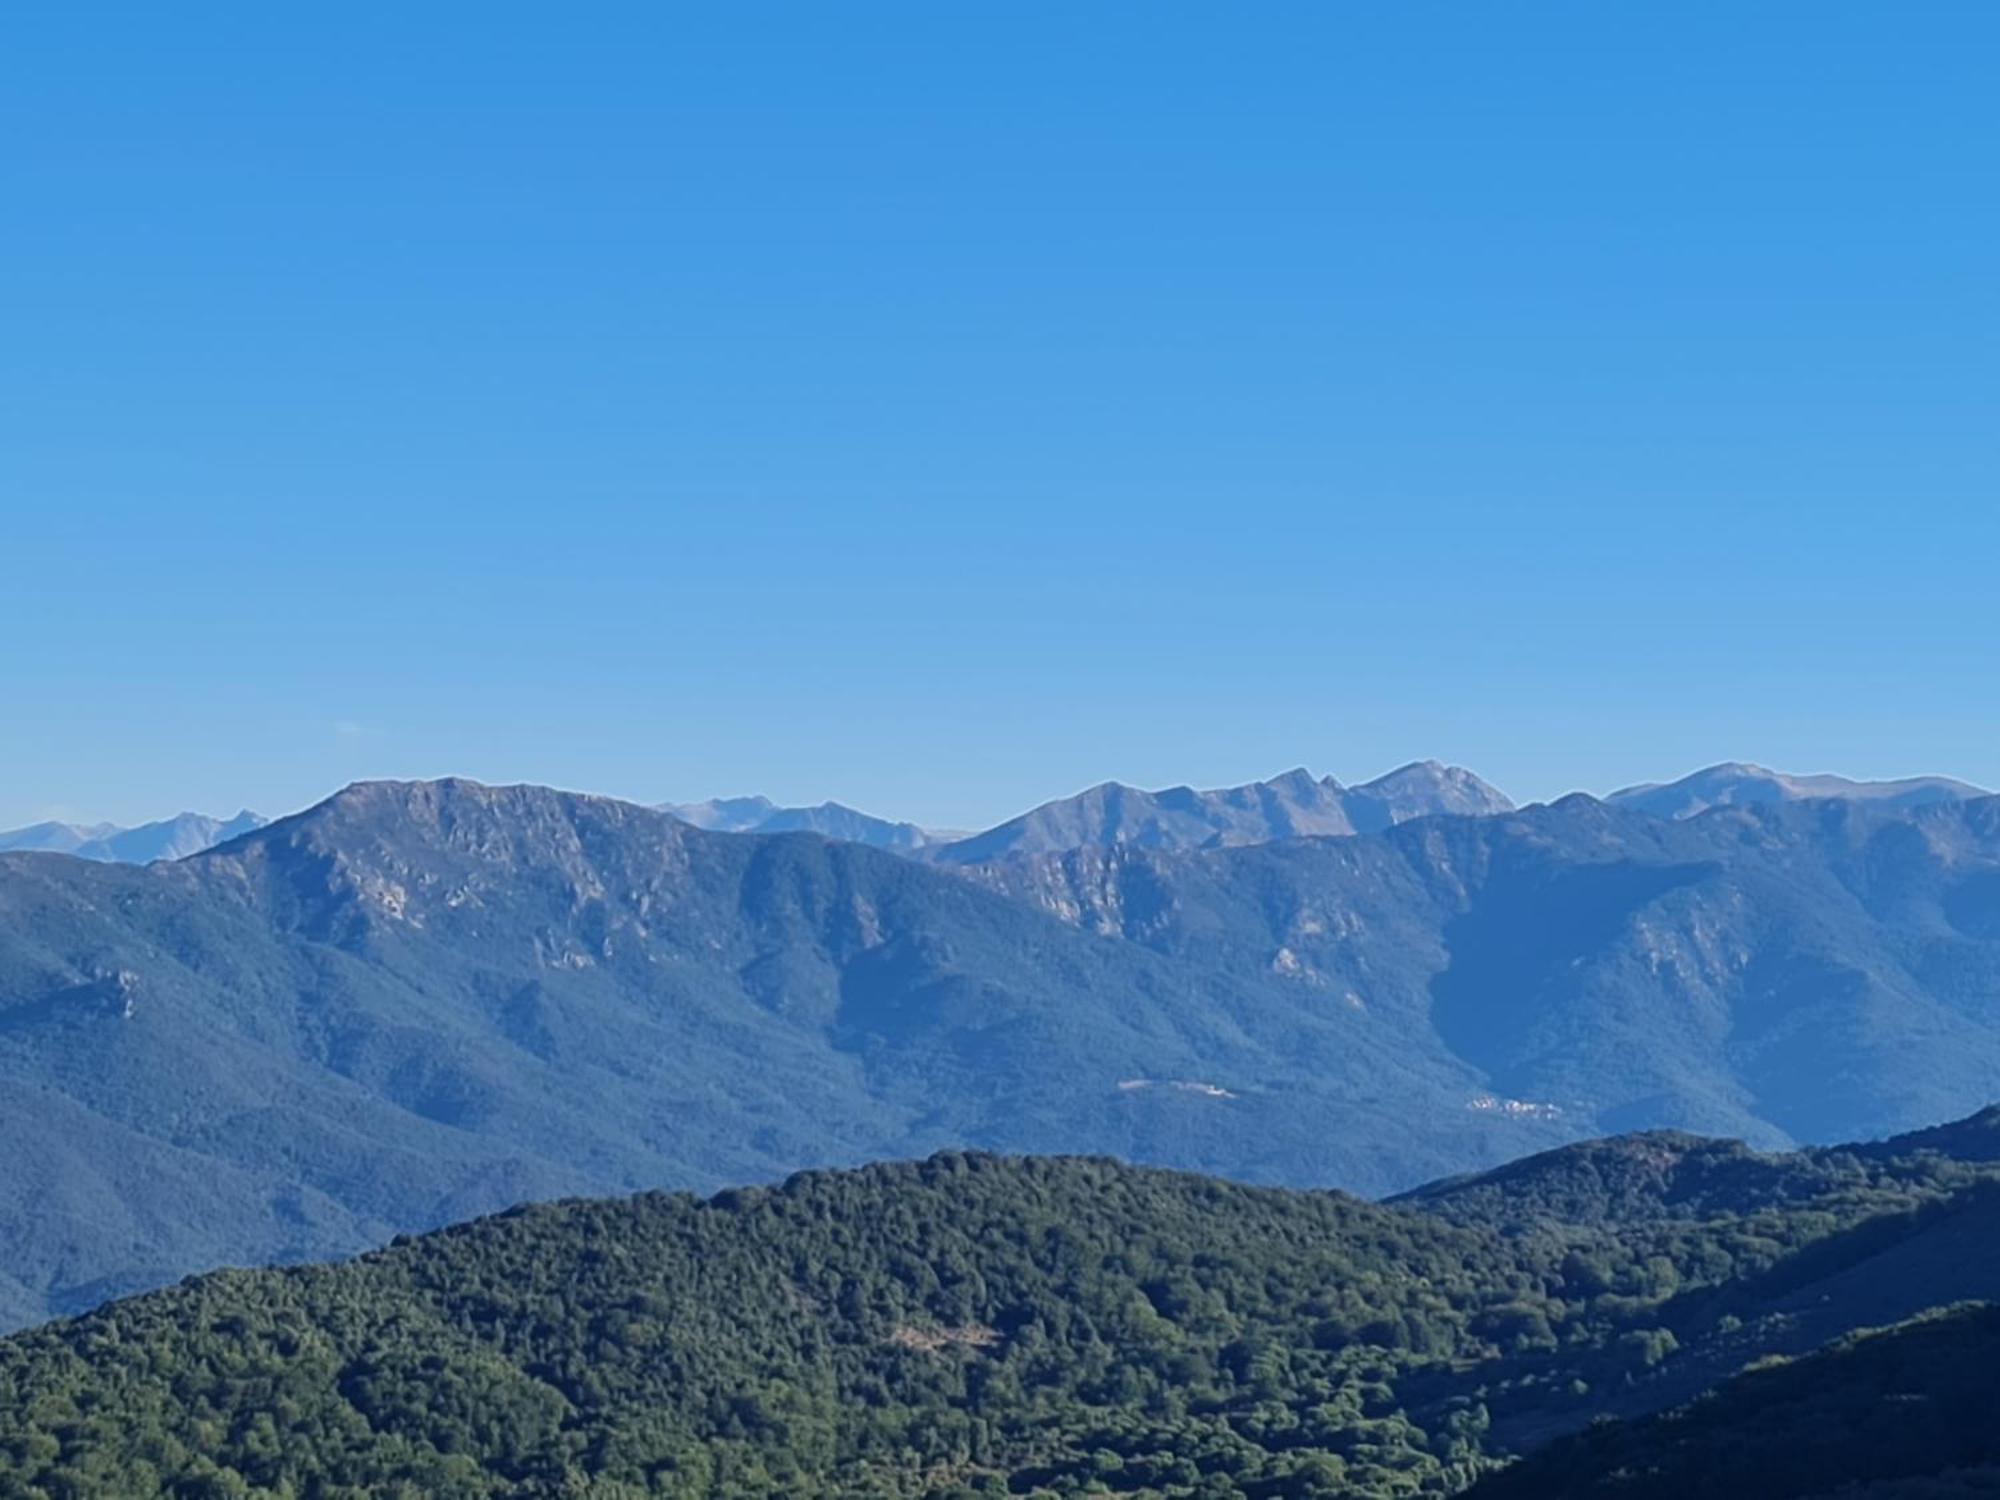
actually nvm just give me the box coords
[1469,1304,2000,1500]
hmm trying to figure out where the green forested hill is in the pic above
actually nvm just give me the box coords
[4,1134,2000,1499]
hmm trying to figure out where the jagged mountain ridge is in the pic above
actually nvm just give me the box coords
[922,760,1516,864]
[660,759,1991,868]
[965,791,2000,1148]
[658,761,1512,863]
[26,759,1988,872]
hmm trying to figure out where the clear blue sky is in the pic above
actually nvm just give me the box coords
[4,4,1995,830]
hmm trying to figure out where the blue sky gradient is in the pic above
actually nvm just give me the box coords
[4,4,1996,829]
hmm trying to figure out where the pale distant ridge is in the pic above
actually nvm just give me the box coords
[0,810,265,864]
[660,795,942,851]
[1607,762,1989,820]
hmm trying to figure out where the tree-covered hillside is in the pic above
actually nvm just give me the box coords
[4,1126,2000,1499]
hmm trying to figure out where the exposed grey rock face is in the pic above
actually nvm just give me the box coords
[964,790,2000,1157]
[1606,762,1988,820]
[0,811,265,864]
[924,762,1515,863]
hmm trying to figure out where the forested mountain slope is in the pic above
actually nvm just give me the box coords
[5,1126,2000,1498]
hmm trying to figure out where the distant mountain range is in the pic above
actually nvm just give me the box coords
[0,809,264,864]
[18,761,1992,869]
[6,775,2000,1332]
[658,763,1510,859]
[663,761,1993,865]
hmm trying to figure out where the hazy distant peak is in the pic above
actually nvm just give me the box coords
[0,820,116,855]
[1608,763,1989,820]
[0,809,266,864]
[660,792,937,851]
[660,794,782,832]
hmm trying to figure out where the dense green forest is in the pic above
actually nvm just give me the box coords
[4,1116,2000,1498]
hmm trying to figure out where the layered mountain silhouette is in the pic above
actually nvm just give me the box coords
[922,760,1515,863]
[5,776,2000,1330]
[660,761,1991,867]
[0,778,1550,1327]
[0,809,264,863]
[1607,762,1988,819]
[40,760,1985,871]
[659,762,1510,863]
